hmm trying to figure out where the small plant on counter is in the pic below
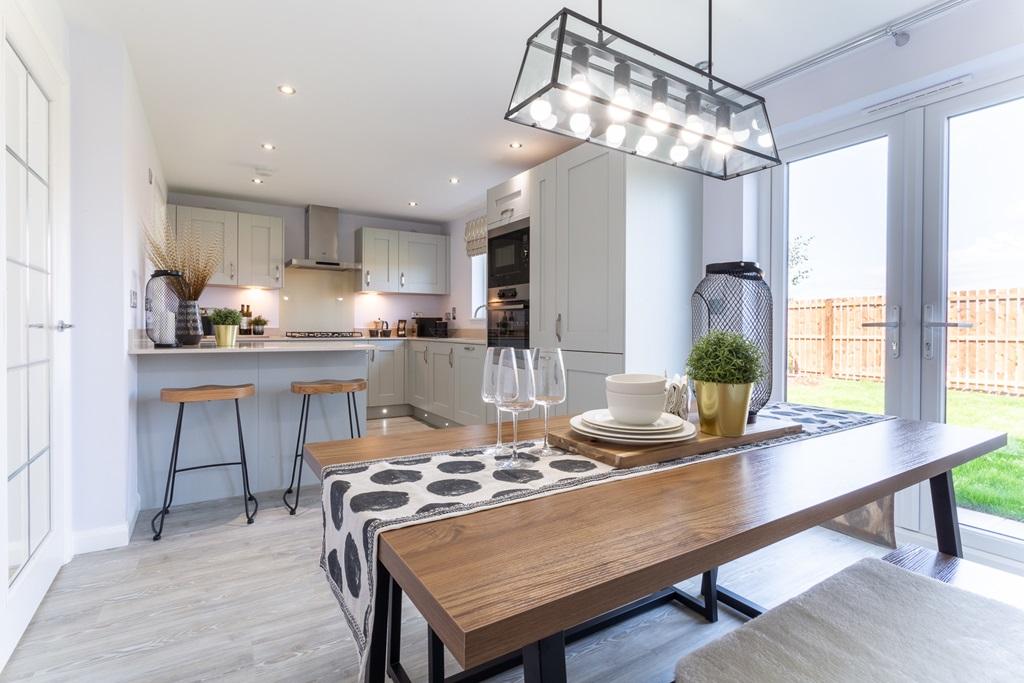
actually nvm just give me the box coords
[209,307,242,347]
[251,315,268,336]
[686,330,764,437]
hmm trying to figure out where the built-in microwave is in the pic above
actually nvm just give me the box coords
[487,220,529,289]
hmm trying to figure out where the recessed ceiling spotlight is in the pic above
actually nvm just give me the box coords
[251,177,264,184]
[261,142,276,151]
[449,176,460,184]
[408,201,418,207]
[277,84,296,95]
[509,141,523,149]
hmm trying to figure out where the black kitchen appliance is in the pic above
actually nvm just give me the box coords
[413,317,449,338]
[486,221,530,349]
[486,284,529,349]
[487,222,529,288]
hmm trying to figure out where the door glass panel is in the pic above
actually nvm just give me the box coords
[785,137,889,414]
[27,75,47,180]
[8,471,28,581]
[5,43,26,159]
[7,367,27,475]
[28,173,48,270]
[7,261,26,364]
[29,363,49,456]
[944,97,1024,531]
[6,155,26,263]
[30,450,50,553]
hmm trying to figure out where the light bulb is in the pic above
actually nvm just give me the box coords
[605,124,626,148]
[539,115,558,130]
[757,132,774,148]
[669,145,689,163]
[647,101,670,133]
[636,135,658,156]
[733,128,750,144]
[529,99,552,123]
[609,87,633,122]
[686,114,706,134]
[712,127,734,155]
[564,73,592,109]
[680,129,701,146]
[569,112,592,137]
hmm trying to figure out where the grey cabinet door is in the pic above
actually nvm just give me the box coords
[453,345,486,425]
[407,341,430,408]
[237,213,283,288]
[529,159,559,350]
[549,351,625,417]
[177,206,238,286]
[368,342,405,407]
[555,144,625,353]
[357,227,400,293]
[428,345,455,419]
[398,232,448,294]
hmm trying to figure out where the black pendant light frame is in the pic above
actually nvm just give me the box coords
[505,3,782,180]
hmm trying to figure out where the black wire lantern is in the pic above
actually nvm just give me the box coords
[145,270,183,348]
[691,261,773,421]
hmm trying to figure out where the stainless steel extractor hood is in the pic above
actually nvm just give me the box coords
[285,205,361,271]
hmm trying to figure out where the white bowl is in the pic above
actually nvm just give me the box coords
[605,373,666,396]
[605,388,666,426]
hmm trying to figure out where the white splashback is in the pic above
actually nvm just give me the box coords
[199,285,282,327]
[279,268,355,332]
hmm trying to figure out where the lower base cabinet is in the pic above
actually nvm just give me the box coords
[407,341,430,408]
[453,344,486,425]
[367,342,406,407]
[550,351,624,417]
[428,345,455,417]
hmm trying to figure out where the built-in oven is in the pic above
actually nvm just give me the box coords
[487,285,529,350]
[487,221,529,289]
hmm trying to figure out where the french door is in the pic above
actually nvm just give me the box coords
[1,3,71,668]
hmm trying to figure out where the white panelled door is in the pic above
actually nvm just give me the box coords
[2,6,70,668]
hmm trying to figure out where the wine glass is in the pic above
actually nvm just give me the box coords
[481,347,511,457]
[494,347,536,469]
[528,348,566,457]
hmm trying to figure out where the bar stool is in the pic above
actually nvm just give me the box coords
[150,384,258,541]
[283,378,367,514]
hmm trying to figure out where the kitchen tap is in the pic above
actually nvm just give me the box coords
[473,304,487,318]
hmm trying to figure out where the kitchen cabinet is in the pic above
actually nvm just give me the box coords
[238,213,284,288]
[428,344,455,418]
[407,341,430,409]
[356,227,400,293]
[367,341,405,407]
[175,206,238,286]
[452,344,486,425]
[398,232,448,294]
[486,169,530,228]
[549,351,625,417]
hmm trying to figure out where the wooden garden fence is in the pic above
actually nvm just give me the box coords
[788,288,1024,396]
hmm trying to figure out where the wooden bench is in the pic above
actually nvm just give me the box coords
[674,545,1024,682]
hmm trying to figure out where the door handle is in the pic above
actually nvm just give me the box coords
[400,272,405,287]
[56,320,74,332]
[365,270,371,286]
[449,347,454,368]
[860,304,900,359]
[555,313,562,343]
[922,303,974,360]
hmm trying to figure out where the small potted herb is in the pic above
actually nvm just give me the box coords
[209,307,242,347]
[686,330,764,437]
[251,315,268,336]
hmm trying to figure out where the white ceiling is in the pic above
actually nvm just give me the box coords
[63,0,941,222]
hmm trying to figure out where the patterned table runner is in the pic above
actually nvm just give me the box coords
[320,403,891,681]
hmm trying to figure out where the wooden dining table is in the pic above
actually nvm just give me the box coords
[305,414,1006,683]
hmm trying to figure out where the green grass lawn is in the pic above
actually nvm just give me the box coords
[787,376,1024,522]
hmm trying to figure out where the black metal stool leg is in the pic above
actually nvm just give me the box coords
[284,394,310,514]
[235,398,258,523]
[346,392,356,439]
[352,392,362,438]
[151,402,185,541]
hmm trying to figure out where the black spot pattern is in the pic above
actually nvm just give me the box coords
[327,549,343,588]
[350,490,409,512]
[370,469,423,485]
[417,502,462,514]
[492,488,530,499]
[344,534,361,598]
[549,459,598,473]
[493,468,543,484]
[448,449,483,457]
[426,479,483,497]
[330,480,351,529]
[437,460,486,474]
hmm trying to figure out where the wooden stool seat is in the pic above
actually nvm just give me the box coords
[290,378,367,395]
[160,384,256,404]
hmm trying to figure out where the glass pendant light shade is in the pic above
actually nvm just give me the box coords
[505,9,781,180]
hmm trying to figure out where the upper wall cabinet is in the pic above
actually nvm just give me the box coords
[238,213,284,288]
[170,205,284,289]
[175,206,238,286]
[356,228,448,295]
[356,227,400,292]
[486,169,530,228]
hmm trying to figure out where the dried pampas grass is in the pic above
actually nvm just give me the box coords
[144,219,223,301]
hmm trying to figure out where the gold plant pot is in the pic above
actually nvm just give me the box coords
[213,324,238,347]
[694,380,754,437]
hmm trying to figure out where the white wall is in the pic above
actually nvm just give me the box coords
[444,207,487,331]
[702,0,1024,270]
[69,23,165,553]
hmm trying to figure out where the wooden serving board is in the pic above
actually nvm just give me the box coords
[548,415,803,468]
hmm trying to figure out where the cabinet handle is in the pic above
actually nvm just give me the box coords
[230,262,235,279]
[370,348,375,363]
[365,270,371,286]
[400,272,405,287]
[555,313,562,343]
[424,347,428,364]
[449,348,454,368]
[275,264,281,281]
[464,346,474,351]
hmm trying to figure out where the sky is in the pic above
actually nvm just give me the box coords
[787,96,1024,300]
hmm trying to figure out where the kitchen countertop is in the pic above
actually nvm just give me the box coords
[129,339,377,355]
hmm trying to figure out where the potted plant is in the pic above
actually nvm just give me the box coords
[251,315,268,336]
[209,307,242,347]
[686,330,765,437]
[145,220,223,346]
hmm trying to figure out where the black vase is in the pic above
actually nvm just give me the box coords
[176,300,203,346]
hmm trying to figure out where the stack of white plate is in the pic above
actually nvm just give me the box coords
[570,409,697,445]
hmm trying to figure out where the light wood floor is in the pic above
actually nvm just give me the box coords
[1,417,887,682]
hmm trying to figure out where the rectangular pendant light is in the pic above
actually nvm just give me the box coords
[505,9,781,180]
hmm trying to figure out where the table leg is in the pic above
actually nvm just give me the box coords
[367,562,392,683]
[428,628,445,683]
[930,470,963,557]
[522,632,566,683]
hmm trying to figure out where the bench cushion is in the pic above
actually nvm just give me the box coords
[676,558,1024,683]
